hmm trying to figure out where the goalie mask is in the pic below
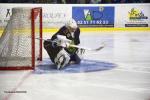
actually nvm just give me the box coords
[65,19,78,33]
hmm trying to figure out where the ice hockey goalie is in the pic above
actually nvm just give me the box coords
[44,19,84,70]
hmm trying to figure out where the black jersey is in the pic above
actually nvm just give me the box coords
[51,26,80,54]
[51,26,80,45]
[44,26,80,63]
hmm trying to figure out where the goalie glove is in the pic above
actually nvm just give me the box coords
[52,35,71,48]
[76,48,85,59]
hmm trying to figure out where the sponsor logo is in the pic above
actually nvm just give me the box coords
[6,9,11,18]
[43,12,66,19]
[0,8,11,26]
[125,8,148,27]
[72,6,114,27]
[128,8,148,20]
[84,7,104,21]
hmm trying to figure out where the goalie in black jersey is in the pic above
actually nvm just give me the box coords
[44,19,84,69]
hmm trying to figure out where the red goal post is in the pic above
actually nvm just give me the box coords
[31,7,43,69]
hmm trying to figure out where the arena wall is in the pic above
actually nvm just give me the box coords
[0,3,149,34]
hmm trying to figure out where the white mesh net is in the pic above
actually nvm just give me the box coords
[0,7,42,68]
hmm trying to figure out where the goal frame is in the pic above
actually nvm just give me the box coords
[0,7,43,70]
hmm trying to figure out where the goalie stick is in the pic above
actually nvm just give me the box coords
[69,43,105,52]
[34,37,105,52]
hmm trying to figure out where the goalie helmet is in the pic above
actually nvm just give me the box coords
[65,19,78,30]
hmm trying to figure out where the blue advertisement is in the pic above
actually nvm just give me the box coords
[72,6,114,27]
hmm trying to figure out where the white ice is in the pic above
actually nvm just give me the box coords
[0,31,150,100]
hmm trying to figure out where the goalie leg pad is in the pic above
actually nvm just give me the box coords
[54,48,70,69]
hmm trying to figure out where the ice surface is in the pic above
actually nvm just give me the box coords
[0,31,150,100]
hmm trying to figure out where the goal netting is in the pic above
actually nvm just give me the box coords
[0,7,42,70]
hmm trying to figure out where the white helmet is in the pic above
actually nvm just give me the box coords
[65,19,78,29]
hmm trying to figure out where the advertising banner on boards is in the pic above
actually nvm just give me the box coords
[125,7,149,27]
[72,6,115,27]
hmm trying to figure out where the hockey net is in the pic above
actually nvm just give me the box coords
[0,7,42,70]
